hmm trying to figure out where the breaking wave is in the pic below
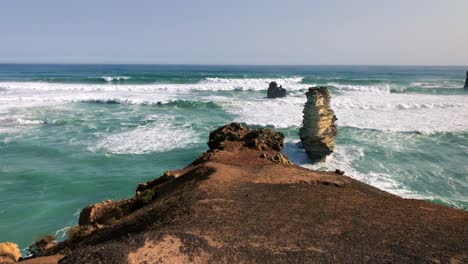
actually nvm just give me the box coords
[100,76,132,82]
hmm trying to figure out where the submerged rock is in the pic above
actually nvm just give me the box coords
[267,81,287,98]
[464,71,468,88]
[299,87,337,163]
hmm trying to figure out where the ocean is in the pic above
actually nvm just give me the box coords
[0,64,467,250]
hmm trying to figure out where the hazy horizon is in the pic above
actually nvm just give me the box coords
[1,0,467,65]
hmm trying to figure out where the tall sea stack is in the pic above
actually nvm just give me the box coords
[299,87,337,163]
[464,71,468,88]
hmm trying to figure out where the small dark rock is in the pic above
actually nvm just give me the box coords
[335,169,345,175]
[267,81,287,98]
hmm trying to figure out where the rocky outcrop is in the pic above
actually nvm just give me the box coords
[207,122,285,152]
[267,81,287,98]
[299,87,337,163]
[0,242,21,263]
[464,71,468,88]
[17,124,468,264]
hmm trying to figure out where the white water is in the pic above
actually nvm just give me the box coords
[90,114,200,155]
[1,79,467,135]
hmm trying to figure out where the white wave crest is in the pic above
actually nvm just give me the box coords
[100,76,131,82]
[334,102,464,111]
[204,76,303,85]
[409,81,462,89]
[328,82,391,93]
[0,80,308,93]
[15,118,45,125]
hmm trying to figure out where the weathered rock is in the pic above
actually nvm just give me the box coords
[208,122,285,152]
[78,199,132,227]
[464,71,468,88]
[299,87,337,163]
[27,235,57,256]
[267,81,287,98]
[207,122,250,150]
[0,242,21,262]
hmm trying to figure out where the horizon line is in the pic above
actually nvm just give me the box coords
[0,62,467,67]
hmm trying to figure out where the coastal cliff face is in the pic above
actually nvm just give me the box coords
[13,123,468,264]
[299,87,337,163]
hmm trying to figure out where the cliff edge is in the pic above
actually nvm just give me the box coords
[16,123,468,264]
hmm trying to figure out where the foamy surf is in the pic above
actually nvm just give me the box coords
[89,115,200,154]
[285,141,467,209]
[218,91,468,134]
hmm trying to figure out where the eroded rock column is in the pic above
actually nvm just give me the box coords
[299,87,337,163]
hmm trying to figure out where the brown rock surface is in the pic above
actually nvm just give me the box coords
[20,124,468,264]
[299,86,337,163]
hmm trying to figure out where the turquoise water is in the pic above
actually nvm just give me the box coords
[0,64,467,250]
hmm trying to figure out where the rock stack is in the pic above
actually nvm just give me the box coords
[464,71,468,89]
[267,81,287,98]
[299,87,337,163]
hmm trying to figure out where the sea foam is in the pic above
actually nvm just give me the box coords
[90,115,200,154]
[221,90,468,134]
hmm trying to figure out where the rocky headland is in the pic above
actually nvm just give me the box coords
[4,122,467,264]
[299,87,337,163]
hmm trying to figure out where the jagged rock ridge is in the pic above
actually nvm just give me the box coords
[299,86,337,163]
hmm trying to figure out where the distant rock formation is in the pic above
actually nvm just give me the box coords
[299,87,337,163]
[267,81,287,98]
[464,71,468,88]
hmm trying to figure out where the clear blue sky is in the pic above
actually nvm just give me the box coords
[1,0,467,65]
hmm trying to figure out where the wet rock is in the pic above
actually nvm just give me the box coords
[0,242,21,262]
[299,87,337,163]
[267,81,287,98]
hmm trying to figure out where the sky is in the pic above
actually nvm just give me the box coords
[1,0,467,65]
